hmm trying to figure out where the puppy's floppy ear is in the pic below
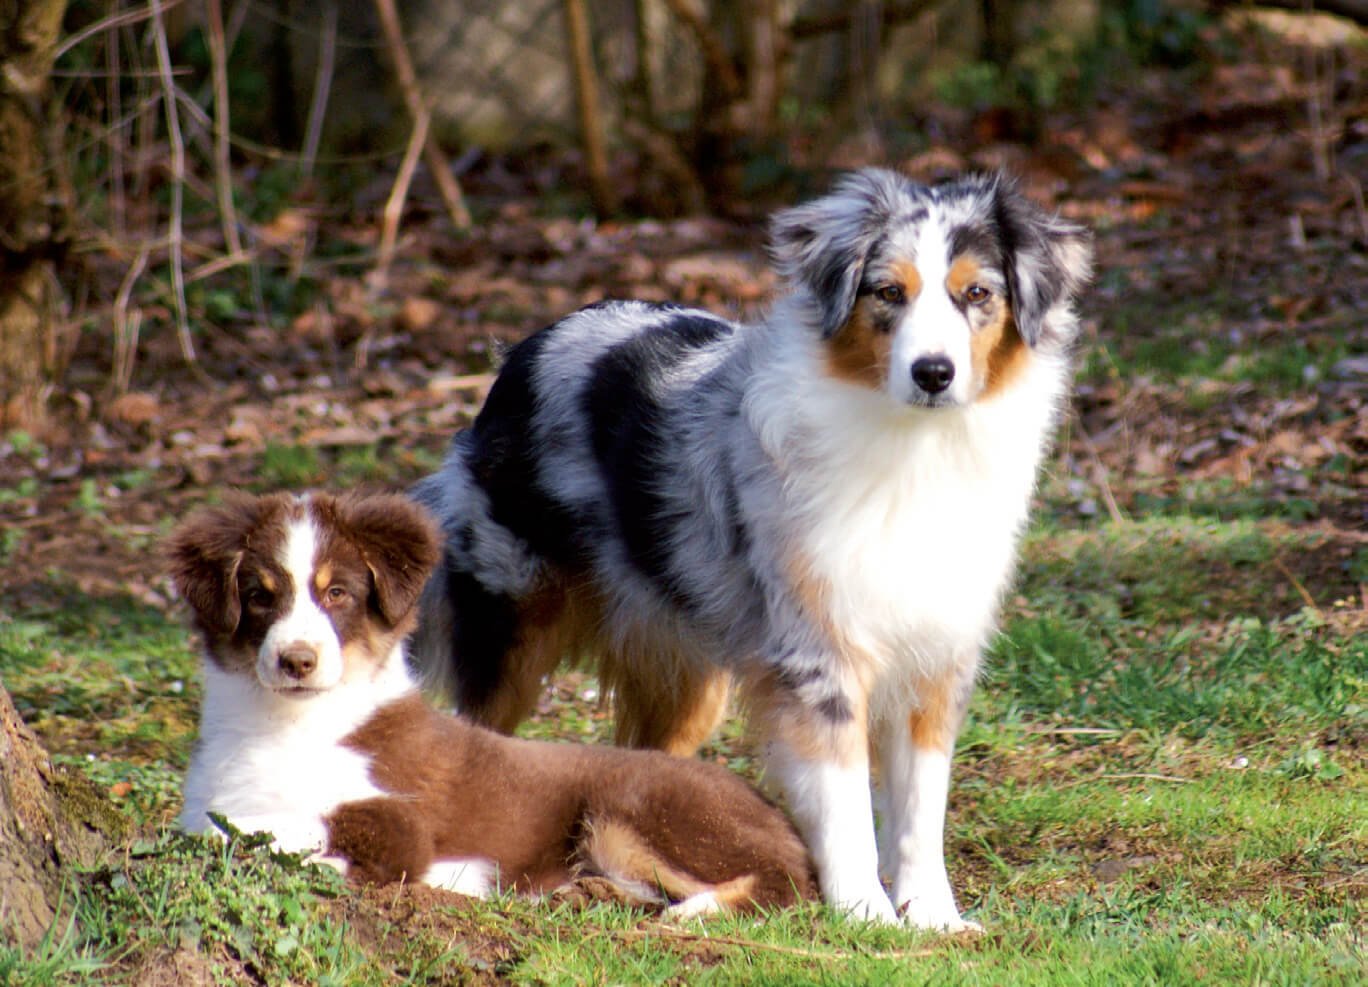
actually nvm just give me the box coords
[769,168,907,338]
[991,176,1093,348]
[164,495,268,637]
[336,493,441,626]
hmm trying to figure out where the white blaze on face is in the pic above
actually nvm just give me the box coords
[887,217,974,407]
[256,515,345,692]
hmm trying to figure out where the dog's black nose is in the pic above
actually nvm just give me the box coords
[278,645,318,679]
[911,356,955,394]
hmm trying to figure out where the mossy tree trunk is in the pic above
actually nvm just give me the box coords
[0,682,120,949]
[0,0,73,433]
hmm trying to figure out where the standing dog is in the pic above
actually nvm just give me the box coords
[170,492,816,915]
[410,169,1091,929]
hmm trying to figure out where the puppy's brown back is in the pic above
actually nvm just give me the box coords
[341,695,816,910]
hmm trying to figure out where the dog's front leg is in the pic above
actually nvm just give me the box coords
[880,670,980,932]
[758,682,897,923]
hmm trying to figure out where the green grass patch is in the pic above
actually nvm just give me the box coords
[1,504,1362,983]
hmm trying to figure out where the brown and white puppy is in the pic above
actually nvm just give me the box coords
[169,491,816,916]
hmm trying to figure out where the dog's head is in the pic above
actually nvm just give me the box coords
[166,492,440,697]
[769,169,1092,408]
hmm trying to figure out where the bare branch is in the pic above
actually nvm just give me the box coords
[205,0,243,256]
[149,0,203,377]
[660,0,743,99]
[372,0,472,231]
[301,1,338,179]
[563,0,617,217]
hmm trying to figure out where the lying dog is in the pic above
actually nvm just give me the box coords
[410,170,1092,928]
[169,491,816,915]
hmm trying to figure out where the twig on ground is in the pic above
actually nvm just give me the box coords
[1272,557,1319,612]
[1022,725,1123,736]
[1099,773,1193,784]
[621,923,943,960]
[1075,418,1127,525]
[111,245,149,395]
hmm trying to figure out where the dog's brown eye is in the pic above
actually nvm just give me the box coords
[875,284,905,305]
[324,585,350,605]
[243,588,272,610]
[965,284,991,305]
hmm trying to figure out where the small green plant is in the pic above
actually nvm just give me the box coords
[1275,748,1346,783]
[77,826,360,984]
[258,442,325,489]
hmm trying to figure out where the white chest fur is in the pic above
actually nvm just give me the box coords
[180,661,409,851]
[748,341,1066,695]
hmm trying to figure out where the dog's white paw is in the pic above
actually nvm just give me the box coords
[897,894,981,933]
[308,853,350,875]
[830,886,900,924]
[664,891,723,921]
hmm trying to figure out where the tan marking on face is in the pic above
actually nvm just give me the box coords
[259,572,277,593]
[313,563,333,595]
[948,254,1032,400]
[825,296,892,388]
[823,258,922,389]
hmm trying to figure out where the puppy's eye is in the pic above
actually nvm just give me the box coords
[965,284,992,305]
[324,585,351,605]
[875,284,905,305]
[243,588,273,610]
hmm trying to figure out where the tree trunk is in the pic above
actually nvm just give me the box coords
[0,682,122,948]
[0,0,73,433]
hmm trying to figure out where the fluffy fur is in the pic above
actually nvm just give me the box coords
[169,491,816,915]
[410,169,1092,928]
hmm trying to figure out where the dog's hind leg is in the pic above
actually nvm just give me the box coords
[607,655,731,756]
[577,817,763,915]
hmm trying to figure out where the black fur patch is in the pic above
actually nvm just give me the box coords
[465,326,581,564]
[948,223,1003,271]
[585,312,734,607]
[442,557,521,715]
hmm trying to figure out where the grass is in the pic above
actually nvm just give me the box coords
[0,495,1362,985]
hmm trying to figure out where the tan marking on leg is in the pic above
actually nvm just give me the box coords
[782,549,881,697]
[741,666,870,768]
[470,577,605,734]
[603,633,731,755]
[907,669,974,753]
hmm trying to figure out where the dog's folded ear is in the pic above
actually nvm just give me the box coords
[769,168,906,339]
[992,178,1093,349]
[337,494,442,627]
[164,495,267,637]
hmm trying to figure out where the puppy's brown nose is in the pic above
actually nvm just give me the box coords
[278,645,318,679]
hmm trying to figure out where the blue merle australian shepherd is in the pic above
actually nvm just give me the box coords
[410,169,1091,929]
